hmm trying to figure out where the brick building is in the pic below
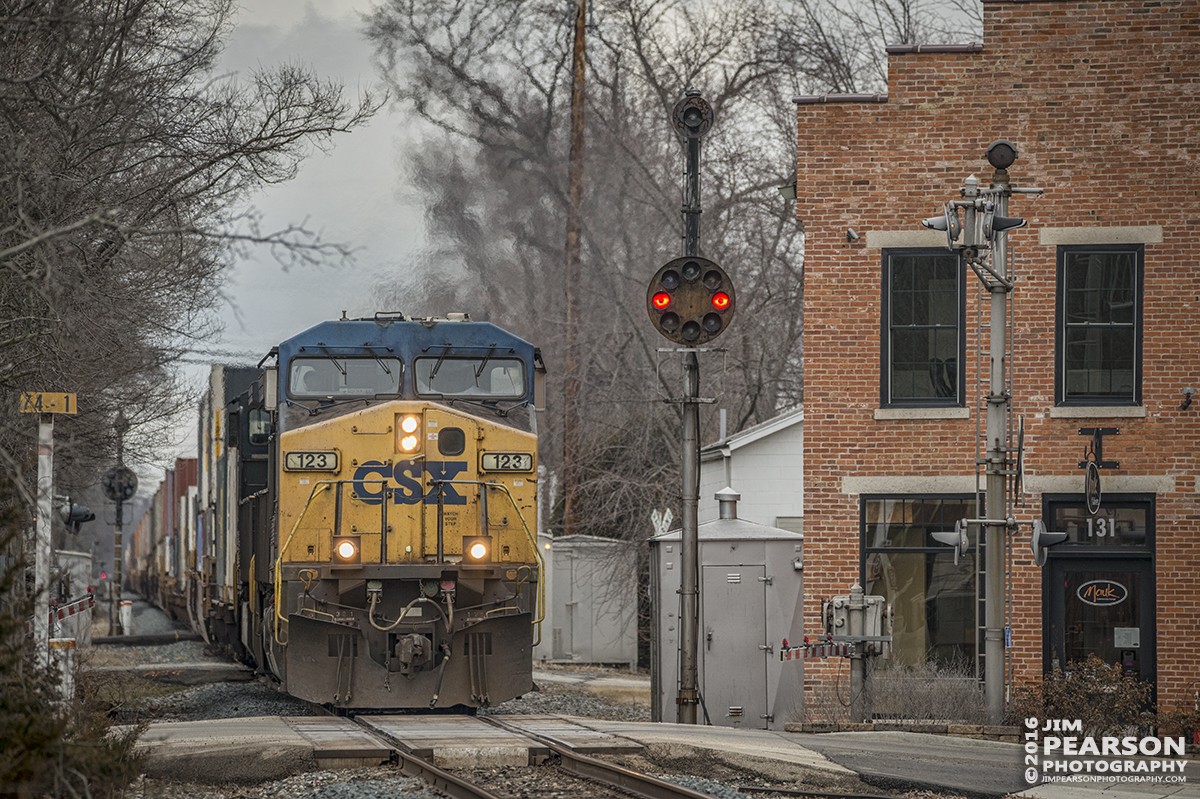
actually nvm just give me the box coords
[793,0,1198,716]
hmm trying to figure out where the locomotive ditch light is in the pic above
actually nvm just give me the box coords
[462,535,492,564]
[332,535,361,565]
[398,413,422,453]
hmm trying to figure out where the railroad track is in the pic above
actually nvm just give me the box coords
[336,713,911,799]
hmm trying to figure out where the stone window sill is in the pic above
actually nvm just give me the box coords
[875,407,970,421]
[1048,406,1146,419]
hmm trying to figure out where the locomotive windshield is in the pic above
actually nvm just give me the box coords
[289,356,403,399]
[414,356,525,399]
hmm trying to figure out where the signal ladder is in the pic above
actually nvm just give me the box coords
[973,236,1023,698]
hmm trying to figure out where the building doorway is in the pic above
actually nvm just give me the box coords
[1042,495,1155,687]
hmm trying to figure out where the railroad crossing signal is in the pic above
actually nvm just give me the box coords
[646,256,735,345]
[102,466,137,502]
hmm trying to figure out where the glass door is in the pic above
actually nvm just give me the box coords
[1048,559,1153,680]
[1043,496,1155,686]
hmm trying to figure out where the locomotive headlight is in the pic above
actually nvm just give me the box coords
[398,414,422,453]
[462,536,491,564]
[332,535,360,565]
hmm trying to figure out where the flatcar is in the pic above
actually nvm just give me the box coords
[133,313,546,711]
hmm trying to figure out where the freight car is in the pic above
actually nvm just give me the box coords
[132,313,545,711]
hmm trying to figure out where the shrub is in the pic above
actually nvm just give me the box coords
[803,655,986,724]
[0,481,146,799]
[1007,654,1154,737]
[870,656,986,724]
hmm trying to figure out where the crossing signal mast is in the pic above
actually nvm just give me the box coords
[646,91,735,724]
[919,141,1071,724]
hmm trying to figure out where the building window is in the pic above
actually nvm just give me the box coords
[881,250,965,407]
[861,496,978,669]
[1057,245,1143,406]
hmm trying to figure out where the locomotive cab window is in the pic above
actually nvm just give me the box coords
[248,408,271,446]
[414,356,526,400]
[288,357,402,399]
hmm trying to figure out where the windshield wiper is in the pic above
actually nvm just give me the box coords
[474,344,497,379]
[317,347,347,378]
[429,345,451,379]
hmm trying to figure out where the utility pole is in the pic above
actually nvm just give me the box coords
[562,0,586,536]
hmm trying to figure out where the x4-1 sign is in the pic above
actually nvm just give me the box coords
[20,392,77,415]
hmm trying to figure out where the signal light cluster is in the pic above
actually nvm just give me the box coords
[646,256,735,345]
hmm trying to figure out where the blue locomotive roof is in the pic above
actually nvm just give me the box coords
[275,315,537,405]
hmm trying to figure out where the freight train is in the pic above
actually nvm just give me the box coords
[129,313,545,711]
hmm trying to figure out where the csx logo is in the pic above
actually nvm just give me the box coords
[353,461,467,505]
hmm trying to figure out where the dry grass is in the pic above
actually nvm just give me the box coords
[804,657,986,724]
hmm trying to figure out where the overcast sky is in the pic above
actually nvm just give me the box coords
[164,0,424,462]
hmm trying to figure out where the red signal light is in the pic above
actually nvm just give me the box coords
[652,292,672,310]
[711,292,730,311]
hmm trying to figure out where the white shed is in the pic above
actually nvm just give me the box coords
[700,406,803,532]
[649,489,804,730]
[533,533,637,669]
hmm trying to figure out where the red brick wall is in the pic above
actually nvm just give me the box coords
[797,0,1200,713]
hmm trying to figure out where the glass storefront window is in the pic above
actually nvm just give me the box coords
[1051,504,1147,546]
[862,496,979,669]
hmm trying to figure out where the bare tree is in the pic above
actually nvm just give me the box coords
[365,0,979,540]
[0,0,379,502]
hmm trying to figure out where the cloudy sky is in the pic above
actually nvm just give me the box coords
[165,0,425,460]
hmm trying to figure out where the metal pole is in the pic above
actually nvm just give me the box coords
[984,169,1012,724]
[114,496,124,636]
[683,119,701,258]
[34,414,54,668]
[674,90,707,725]
[849,583,867,723]
[677,351,700,723]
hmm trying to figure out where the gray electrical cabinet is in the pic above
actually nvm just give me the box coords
[534,534,637,668]
[649,489,804,730]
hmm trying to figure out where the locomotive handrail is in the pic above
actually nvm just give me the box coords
[429,478,545,644]
[274,478,392,643]
[274,480,334,644]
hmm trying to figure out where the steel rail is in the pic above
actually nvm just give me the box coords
[484,717,717,799]
[332,712,881,799]
[392,748,505,799]
[335,712,503,799]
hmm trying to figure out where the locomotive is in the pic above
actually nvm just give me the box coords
[131,313,545,711]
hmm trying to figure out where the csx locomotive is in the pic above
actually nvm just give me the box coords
[131,313,545,711]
